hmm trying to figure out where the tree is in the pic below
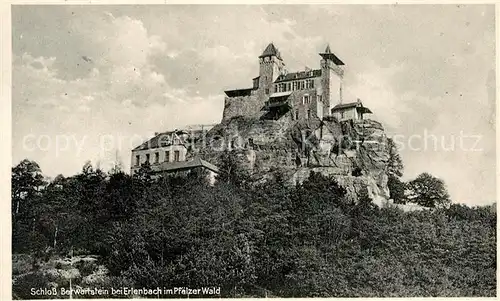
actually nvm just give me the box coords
[386,138,406,204]
[387,176,406,204]
[216,150,251,188]
[133,161,153,184]
[12,159,46,216]
[386,138,404,178]
[109,150,124,175]
[406,173,451,208]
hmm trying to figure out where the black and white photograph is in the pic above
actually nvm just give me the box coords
[7,2,497,299]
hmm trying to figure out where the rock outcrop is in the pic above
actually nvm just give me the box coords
[196,115,391,205]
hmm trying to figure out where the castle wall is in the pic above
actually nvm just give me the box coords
[321,59,344,115]
[329,74,342,108]
[287,88,322,120]
[222,93,264,121]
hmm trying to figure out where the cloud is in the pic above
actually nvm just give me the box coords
[12,11,224,177]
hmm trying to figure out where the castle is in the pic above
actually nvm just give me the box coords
[130,43,376,189]
[222,43,372,122]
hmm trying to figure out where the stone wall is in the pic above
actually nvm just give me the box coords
[222,93,264,122]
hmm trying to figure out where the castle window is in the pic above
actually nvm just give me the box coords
[303,95,310,104]
[165,151,170,162]
[135,155,140,166]
[300,81,305,90]
[292,82,297,91]
[307,109,311,119]
[146,153,150,163]
[295,110,299,120]
[306,79,314,89]
[253,78,259,89]
[174,150,180,162]
[155,152,159,164]
[287,83,291,91]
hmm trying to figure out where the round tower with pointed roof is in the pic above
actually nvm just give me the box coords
[258,43,285,96]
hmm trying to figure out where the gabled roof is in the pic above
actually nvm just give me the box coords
[332,101,373,114]
[275,69,322,83]
[259,43,282,60]
[319,44,345,66]
[132,130,195,151]
[153,157,219,174]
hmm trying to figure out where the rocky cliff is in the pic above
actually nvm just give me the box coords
[196,115,391,206]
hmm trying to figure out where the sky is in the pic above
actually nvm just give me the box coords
[11,4,496,205]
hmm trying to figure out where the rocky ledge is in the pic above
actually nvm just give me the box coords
[196,115,391,205]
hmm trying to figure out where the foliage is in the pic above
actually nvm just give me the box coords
[11,159,496,298]
[386,138,404,178]
[407,172,451,208]
[386,137,406,204]
[387,175,407,204]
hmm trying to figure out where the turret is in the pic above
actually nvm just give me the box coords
[320,44,345,114]
[258,43,285,96]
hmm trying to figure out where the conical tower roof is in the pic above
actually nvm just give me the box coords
[324,44,332,54]
[259,42,282,59]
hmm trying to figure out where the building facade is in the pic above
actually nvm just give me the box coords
[222,43,350,122]
[331,99,373,121]
[131,130,189,175]
[130,126,218,182]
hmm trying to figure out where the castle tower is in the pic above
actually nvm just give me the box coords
[320,44,345,115]
[258,43,285,96]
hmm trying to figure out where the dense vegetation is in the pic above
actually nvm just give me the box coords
[12,158,496,298]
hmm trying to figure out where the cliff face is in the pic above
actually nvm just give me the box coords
[197,115,391,205]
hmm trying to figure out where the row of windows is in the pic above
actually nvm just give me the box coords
[275,79,315,93]
[294,109,312,120]
[302,94,323,104]
[135,150,181,166]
